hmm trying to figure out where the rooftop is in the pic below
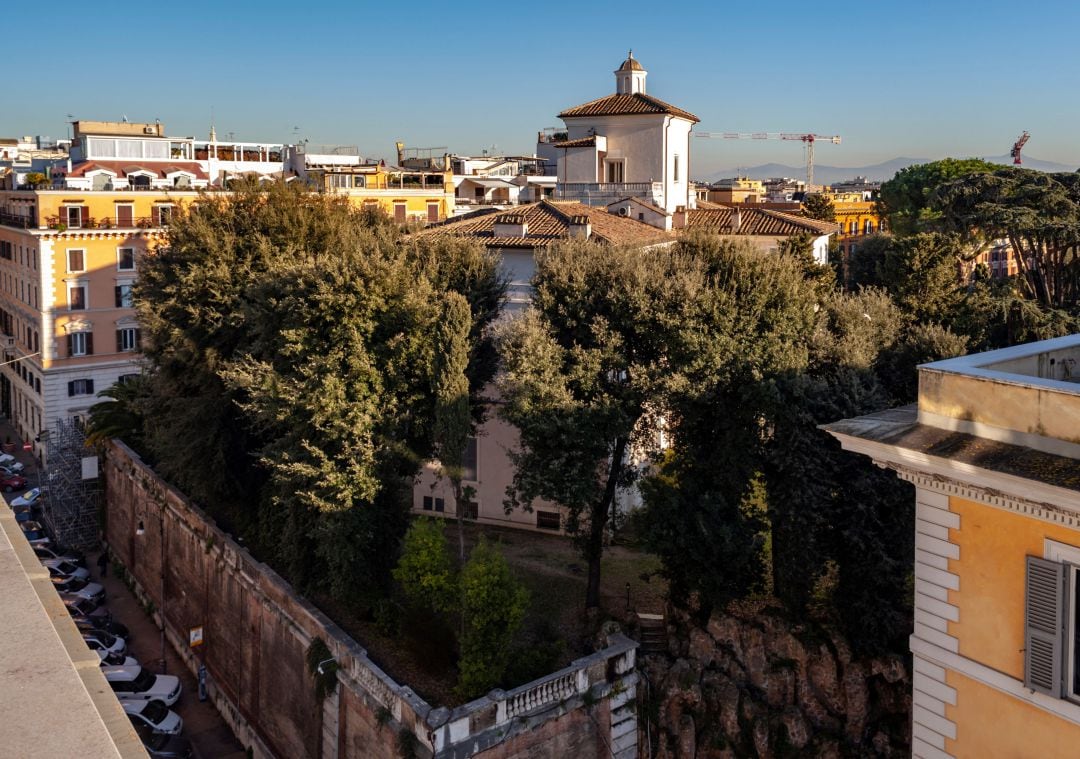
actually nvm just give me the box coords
[558,93,699,123]
[418,199,671,248]
[684,207,840,236]
[824,334,1080,506]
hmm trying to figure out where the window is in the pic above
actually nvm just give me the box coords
[1027,543,1080,700]
[421,496,445,513]
[536,511,561,531]
[115,284,134,308]
[153,205,173,226]
[864,220,875,235]
[674,154,680,183]
[427,203,439,223]
[394,203,406,223]
[69,284,87,311]
[65,206,83,229]
[68,332,93,357]
[68,378,95,396]
[460,499,478,520]
[116,205,134,227]
[605,160,625,184]
[67,249,85,273]
[117,248,136,271]
[462,437,478,482]
[116,327,140,352]
[118,373,140,385]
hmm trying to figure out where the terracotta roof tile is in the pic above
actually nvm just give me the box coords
[684,207,840,236]
[558,93,699,123]
[550,136,597,148]
[66,160,209,180]
[418,201,671,248]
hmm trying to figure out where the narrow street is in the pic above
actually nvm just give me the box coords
[88,550,247,759]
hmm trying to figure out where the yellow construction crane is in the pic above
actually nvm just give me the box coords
[691,132,842,188]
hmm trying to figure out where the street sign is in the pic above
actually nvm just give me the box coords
[189,626,204,648]
[22,442,31,451]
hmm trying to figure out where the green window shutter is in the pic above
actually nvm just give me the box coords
[1025,555,1066,697]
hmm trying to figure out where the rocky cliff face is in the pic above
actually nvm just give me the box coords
[641,607,910,758]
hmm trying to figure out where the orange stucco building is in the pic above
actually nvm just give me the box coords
[827,335,1080,758]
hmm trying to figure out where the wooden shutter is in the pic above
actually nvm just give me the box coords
[115,286,122,308]
[116,330,123,352]
[67,381,75,397]
[82,206,91,227]
[87,379,94,395]
[66,334,73,356]
[85,333,94,355]
[134,328,141,348]
[1025,555,1066,697]
[116,205,133,227]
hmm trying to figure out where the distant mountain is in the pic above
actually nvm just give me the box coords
[703,156,1079,185]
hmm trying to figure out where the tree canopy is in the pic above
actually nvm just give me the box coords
[876,157,998,236]
[125,181,505,604]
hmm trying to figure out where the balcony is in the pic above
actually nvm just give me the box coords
[555,181,664,207]
[43,216,159,231]
[0,212,34,229]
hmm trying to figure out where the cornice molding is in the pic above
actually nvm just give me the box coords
[884,461,1080,529]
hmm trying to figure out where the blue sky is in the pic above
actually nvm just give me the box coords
[7,1,1080,177]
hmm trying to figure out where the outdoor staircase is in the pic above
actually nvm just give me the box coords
[637,612,668,656]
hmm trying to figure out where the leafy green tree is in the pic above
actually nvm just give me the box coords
[876,157,998,235]
[393,518,456,614]
[457,540,528,698]
[431,292,474,567]
[86,376,150,450]
[497,240,721,609]
[801,193,836,223]
[134,180,504,604]
[932,168,1080,310]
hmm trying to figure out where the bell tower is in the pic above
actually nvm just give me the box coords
[614,50,647,95]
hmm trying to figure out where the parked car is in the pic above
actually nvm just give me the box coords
[11,487,42,508]
[103,665,181,706]
[12,503,33,523]
[52,575,105,604]
[42,558,91,581]
[72,615,130,641]
[19,520,51,547]
[0,453,26,473]
[0,473,27,492]
[96,649,138,667]
[123,700,183,736]
[83,629,127,657]
[130,719,193,759]
[34,544,86,567]
[62,593,111,623]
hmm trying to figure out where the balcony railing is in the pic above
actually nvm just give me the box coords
[43,216,160,231]
[555,181,664,205]
[0,212,34,229]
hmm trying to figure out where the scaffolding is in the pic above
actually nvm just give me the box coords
[39,419,101,550]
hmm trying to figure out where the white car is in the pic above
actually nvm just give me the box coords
[52,575,105,604]
[83,629,127,658]
[123,700,183,736]
[42,558,90,581]
[0,454,25,473]
[102,665,182,706]
[11,487,41,508]
[96,649,138,667]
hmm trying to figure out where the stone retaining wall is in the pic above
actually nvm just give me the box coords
[103,441,637,758]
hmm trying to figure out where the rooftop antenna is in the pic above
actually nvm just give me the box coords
[121,114,128,123]
[65,113,74,140]
[209,106,216,142]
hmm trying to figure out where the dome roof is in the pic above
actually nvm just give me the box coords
[617,51,644,72]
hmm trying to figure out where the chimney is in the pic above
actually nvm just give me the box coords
[731,206,742,233]
[494,213,528,238]
[568,214,592,240]
[673,205,687,229]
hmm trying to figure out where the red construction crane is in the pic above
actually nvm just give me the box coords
[691,132,842,188]
[1011,131,1030,165]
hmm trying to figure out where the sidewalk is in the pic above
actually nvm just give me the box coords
[90,551,247,759]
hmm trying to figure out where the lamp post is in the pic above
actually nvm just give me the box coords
[136,509,167,674]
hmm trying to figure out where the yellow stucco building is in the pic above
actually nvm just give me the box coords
[0,190,200,455]
[827,334,1080,759]
[304,162,455,223]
